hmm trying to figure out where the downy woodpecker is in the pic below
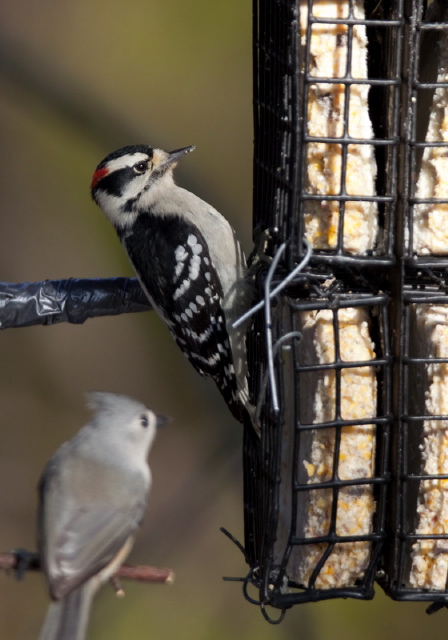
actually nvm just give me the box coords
[91,145,254,425]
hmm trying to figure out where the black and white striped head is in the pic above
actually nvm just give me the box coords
[91,144,195,229]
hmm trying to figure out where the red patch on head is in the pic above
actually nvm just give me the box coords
[90,167,109,190]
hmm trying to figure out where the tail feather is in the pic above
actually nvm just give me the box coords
[39,584,94,640]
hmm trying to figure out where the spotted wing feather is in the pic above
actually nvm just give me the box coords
[122,214,243,420]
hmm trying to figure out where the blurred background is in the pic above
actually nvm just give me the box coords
[0,1,447,638]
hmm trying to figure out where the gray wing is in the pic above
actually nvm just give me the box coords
[49,501,144,599]
[39,456,147,600]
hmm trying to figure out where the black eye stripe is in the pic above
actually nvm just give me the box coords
[97,167,135,197]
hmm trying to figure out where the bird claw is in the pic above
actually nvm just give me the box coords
[247,227,277,271]
[12,549,40,581]
[110,575,126,598]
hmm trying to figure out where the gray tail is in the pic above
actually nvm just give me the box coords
[38,585,94,640]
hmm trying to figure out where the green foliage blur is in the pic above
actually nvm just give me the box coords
[0,1,447,638]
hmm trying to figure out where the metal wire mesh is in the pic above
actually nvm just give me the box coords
[381,280,448,606]
[378,1,448,608]
[245,0,399,612]
[405,1,448,264]
[293,1,401,265]
[252,0,402,269]
[244,271,391,611]
[245,0,448,616]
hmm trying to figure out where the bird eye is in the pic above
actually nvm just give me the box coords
[133,161,149,174]
[140,414,149,428]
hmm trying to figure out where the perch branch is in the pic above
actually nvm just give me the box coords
[0,551,174,585]
[0,278,152,329]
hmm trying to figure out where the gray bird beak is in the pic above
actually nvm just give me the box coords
[166,145,195,166]
[156,414,171,428]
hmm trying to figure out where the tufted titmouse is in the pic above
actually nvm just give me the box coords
[37,392,168,640]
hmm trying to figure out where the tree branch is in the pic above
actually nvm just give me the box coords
[0,551,174,585]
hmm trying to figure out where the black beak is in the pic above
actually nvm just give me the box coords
[165,145,195,166]
[156,414,172,428]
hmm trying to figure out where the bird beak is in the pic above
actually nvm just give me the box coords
[156,414,172,428]
[165,145,195,167]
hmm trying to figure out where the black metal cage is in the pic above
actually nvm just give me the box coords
[405,2,448,266]
[244,282,391,610]
[253,0,402,269]
[380,288,448,606]
[245,0,448,617]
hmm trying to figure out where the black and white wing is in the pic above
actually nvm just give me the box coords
[122,214,246,421]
